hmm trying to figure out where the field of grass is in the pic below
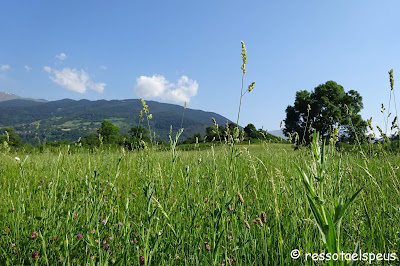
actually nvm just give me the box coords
[0,141,399,265]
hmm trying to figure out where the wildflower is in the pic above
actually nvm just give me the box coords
[119,222,123,226]
[261,211,267,223]
[104,244,110,250]
[244,220,250,229]
[40,179,44,183]
[102,220,107,224]
[204,242,211,251]
[58,257,62,262]
[140,256,145,264]
[11,243,15,247]
[237,193,244,203]
[4,228,10,233]
[76,234,83,239]
[91,229,95,234]
[109,236,113,241]
[31,251,39,259]
[204,198,208,203]
[31,231,38,238]
[73,214,78,219]
[14,157,20,162]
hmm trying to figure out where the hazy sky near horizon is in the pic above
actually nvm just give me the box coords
[1,1,400,132]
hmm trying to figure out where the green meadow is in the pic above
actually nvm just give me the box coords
[1,141,399,265]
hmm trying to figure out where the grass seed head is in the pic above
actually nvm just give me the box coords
[389,69,394,90]
[212,117,217,126]
[261,211,267,223]
[244,220,250,229]
[256,217,263,227]
[248,81,255,92]
[391,116,398,131]
[367,117,373,131]
[204,242,211,251]
[241,41,247,74]
[237,193,244,203]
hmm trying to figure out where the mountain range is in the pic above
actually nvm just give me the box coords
[0,92,233,144]
[0,92,285,144]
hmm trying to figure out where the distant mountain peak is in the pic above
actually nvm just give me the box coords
[0,92,22,102]
[0,92,47,103]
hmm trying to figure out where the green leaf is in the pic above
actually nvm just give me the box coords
[324,207,337,254]
[294,162,317,199]
[334,187,363,224]
[306,194,326,244]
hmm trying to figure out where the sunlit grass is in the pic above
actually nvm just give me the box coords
[0,143,399,265]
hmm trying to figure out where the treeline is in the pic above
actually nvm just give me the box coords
[180,122,283,144]
[0,120,285,151]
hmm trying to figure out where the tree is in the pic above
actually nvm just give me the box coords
[244,123,258,139]
[0,127,22,147]
[128,126,150,142]
[181,132,202,144]
[80,133,101,147]
[284,81,367,144]
[97,120,120,144]
[124,126,150,149]
[205,126,220,142]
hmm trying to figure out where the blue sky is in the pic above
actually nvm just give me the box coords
[1,1,400,133]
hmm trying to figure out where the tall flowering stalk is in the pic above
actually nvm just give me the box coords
[229,41,255,178]
[387,69,399,146]
[236,41,255,129]
[140,97,153,145]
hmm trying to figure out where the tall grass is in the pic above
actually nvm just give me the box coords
[1,142,399,264]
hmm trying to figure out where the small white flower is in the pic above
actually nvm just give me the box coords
[14,157,20,162]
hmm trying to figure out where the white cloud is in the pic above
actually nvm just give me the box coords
[134,75,198,103]
[56,53,67,61]
[1,65,10,71]
[99,65,107,70]
[24,65,32,72]
[43,66,52,73]
[44,66,106,94]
